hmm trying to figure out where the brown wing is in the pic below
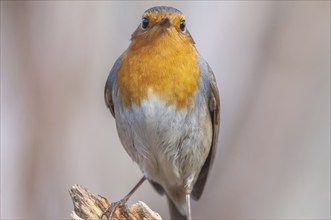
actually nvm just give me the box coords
[104,82,115,117]
[191,63,220,200]
[104,55,124,118]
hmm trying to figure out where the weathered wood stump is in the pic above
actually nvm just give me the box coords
[69,185,162,220]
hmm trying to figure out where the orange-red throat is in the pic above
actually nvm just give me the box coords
[117,11,199,109]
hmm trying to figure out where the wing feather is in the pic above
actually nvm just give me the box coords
[191,58,220,200]
[104,55,124,117]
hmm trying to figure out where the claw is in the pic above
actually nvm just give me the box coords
[100,177,146,220]
[100,199,128,220]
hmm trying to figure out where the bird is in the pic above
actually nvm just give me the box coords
[104,6,220,220]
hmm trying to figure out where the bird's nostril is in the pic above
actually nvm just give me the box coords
[159,16,171,27]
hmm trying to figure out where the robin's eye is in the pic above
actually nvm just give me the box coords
[141,17,149,29]
[180,20,186,32]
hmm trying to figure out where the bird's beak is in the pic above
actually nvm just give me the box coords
[158,16,171,28]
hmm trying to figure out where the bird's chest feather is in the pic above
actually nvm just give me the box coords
[115,90,206,187]
[114,37,209,188]
[116,35,200,110]
[114,83,212,187]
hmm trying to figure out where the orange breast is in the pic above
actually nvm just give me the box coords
[117,32,200,109]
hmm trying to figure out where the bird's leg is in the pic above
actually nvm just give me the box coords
[100,176,146,220]
[186,193,192,220]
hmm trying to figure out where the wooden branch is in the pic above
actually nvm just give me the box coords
[69,185,162,220]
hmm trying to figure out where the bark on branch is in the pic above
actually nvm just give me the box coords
[69,185,162,220]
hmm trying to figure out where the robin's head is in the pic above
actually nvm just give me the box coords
[130,6,195,49]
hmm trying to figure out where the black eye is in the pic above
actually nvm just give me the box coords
[180,20,186,32]
[141,17,149,29]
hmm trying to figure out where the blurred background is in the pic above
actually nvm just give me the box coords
[1,1,330,219]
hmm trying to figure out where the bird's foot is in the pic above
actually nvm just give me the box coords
[100,198,129,220]
[100,177,146,220]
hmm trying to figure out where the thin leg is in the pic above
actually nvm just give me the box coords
[100,176,146,220]
[122,176,146,202]
[186,193,191,220]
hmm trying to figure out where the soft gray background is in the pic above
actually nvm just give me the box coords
[1,1,330,219]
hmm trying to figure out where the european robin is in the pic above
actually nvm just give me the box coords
[104,6,220,220]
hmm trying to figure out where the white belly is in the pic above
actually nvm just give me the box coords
[114,90,212,192]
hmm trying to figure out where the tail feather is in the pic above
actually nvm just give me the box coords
[167,196,187,220]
